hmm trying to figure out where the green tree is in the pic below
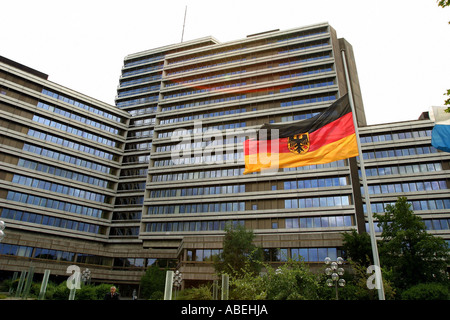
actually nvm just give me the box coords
[227,258,321,300]
[213,224,263,277]
[374,197,449,289]
[342,229,373,266]
[140,264,166,299]
[264,259,321,300]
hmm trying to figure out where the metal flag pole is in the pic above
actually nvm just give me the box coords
[181,6,187,43]
[341,50,386,300]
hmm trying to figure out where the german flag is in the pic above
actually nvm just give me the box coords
[243,94,358,174]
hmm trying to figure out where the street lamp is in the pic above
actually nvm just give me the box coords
[325,256,345,300]
[0,220,5,242]
[173,270,182,299]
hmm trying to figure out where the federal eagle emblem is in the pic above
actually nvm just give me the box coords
[288,133,310,154]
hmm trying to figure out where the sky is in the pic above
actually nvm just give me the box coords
[1,0,449,125]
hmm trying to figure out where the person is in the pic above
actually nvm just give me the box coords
[104,286,120,300]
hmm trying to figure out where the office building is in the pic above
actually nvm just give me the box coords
[1,22,449,293]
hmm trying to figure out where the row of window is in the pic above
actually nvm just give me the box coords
[360,129,432,144]
[155,136,246,153]
[186,249,221,262]
[280,111,320,123]
[110,227,139,236]
[122,154,150,164]
[146,220,245,233]
[112,211,142,221]
[5,191,105,218]
[160,94,247,112]
[149,184,245,198]
[115,196,143,206]
[277,247,342,263]
[131,117,155,127]
[154,151,244,167]
[23,143,112,175]
[159,107,247,125]
[124,54,164,68]
[185,246,342,263]
[127,129,154,139]
[166,58,247,77]
[278,40,329,55]
[364,199,450,213]
[279,80,334,93]
[362,146,438,160]
[364,162,443,177]
[284,196,351,209]
[121,64,163,78]
[118,84,160,98]
[118,182,146,191]
[280,93,336,107]
[277,30,328,43]
[284,177,349,190]
[282,159,348,172]
[27,128,116,161]
[125,142,152,151]
[150,160,348,182]
[167,45,245,65]
[164,70,247,89]
[147,201,246,215]
[116,95,159,108]
[364,180,447,195]
[37,101,120,135]
[42,88,123,123]
[425,218,450,231]
[0,243,177,269]
[163,81,247,100]
[18,158,110,189]
[278,52,331,67]
[279,65,332,80]
[366,219,450,234]
[32,115,117,148]
[12,174,107,203]
[0,208,102,234]
[151,167,244,182]
[119,74,162,88]
[157,121,246,138]
[128,106,157,117]
[286,215,354,229]
[120,168,148,177]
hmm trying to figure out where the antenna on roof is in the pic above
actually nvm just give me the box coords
[181,6,187,43]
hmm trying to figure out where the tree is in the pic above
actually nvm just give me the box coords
[374,197,449,289]
[227,257,321,300]
[342,229,373,266]
[140,264,166,299]
[213,224,263,277]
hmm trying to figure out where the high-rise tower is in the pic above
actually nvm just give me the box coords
[117,23,367,285]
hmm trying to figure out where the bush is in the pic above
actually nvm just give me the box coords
[177,285,212,300]
[401,283,449,300]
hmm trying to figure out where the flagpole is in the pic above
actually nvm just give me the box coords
[341,50,385,300]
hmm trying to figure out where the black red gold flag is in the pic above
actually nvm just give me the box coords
[243,94,358,174]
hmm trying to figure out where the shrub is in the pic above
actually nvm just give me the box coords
[177,285,212,300]
[401,283,449,300]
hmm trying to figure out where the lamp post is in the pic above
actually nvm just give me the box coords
[325,257,345,300]
[173,270,182,299]
[0,220,5,242]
